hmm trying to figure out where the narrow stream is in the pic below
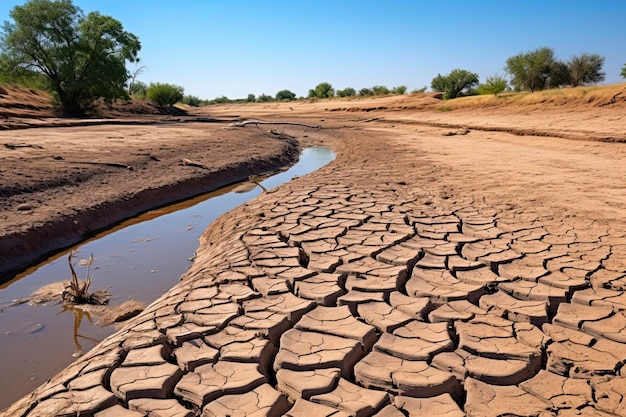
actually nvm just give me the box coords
[0,147,334,410]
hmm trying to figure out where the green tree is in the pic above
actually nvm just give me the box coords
[549,60,571,88]
[336,87,356,97]
[146,82,183,107]
[478,74,508,96]
[567,53,605,87]
[391,85,407,95]
[505,47,572,92]
[431,68,479,99]
[246,93,256,102]
[257,93,273,102]
[358,88,373,96]
[308,82,334,98]
[1,0,140,115]
[621,64,626,80]
[275,89,296,101]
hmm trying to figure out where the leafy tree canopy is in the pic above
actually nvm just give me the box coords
[308,82,334,98]
[358,88,373,96]
[505,47,569,92]
[1,0,140,115]
[621,64,626,80]
[431,68,479,99]
[275,89,296,101]
[506,47,606,91]
[146,82,183,107]
[246,93,256,102]
[568,53,605,87]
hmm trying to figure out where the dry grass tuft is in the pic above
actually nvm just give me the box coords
[62,252,110,305]
[443,83,626,110]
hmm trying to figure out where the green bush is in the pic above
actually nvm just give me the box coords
[181,95,202,106]
[146,83,184,107]
[308,82,334,98]
[431,69,479,99]
[358,88,373,96]
[257,93,273,102]
[372,85,390,95]
[211,96,230,104]
[129,80,147,98]
[337,87,356,97]
[391,85,407,95]
[246,93,256,102]
[477,74,508,96]
[276,89,296,101]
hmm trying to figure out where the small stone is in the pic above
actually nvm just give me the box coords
[17,203,33,211]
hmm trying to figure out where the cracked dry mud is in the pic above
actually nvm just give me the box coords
[5,100,626,417]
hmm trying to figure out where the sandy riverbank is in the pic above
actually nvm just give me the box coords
[0,117,300,281]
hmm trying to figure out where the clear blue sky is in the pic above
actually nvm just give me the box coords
[1,1,625,100]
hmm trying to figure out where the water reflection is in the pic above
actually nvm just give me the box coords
[0,147,334,409]
[60,306,100,358]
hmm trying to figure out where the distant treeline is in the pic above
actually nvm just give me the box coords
[152,47,619,106]
[1,0,624,114]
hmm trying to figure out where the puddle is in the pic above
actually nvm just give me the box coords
[0,147,334,409]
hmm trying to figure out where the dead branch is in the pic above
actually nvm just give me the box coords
[4,143,44,150]
[182,158,210,170]
[65,161,133,170]
[230,120,320,129]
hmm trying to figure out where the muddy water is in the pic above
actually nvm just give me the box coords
[0,147,334,410]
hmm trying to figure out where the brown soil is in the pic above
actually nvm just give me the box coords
[2,83,626,281]
[0,87,300,280]
[206,83,626,225]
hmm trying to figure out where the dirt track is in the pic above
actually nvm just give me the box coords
[3,87,626,415]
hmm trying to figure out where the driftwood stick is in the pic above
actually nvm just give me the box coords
[4,143,44,150]
[65,161,133,170]
[182,158,210,170]
[230,120,320,129]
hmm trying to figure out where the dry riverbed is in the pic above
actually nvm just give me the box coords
[3,85,626,416]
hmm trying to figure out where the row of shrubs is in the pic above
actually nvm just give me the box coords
[131,82,429,107]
